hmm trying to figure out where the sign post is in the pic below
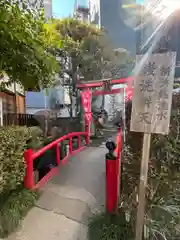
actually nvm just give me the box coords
[0,98,2,126]
[130,52,176,240]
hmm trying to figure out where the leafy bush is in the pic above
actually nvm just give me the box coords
[0,0,59,90]
[27,126,43,150]
[0,126,43,195]
[88,210,134,240]
[0,126,42,238]
[0,188,39,238]
[122,93,180,239]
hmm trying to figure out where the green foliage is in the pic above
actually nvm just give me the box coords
[0,0,59,90]
[173,83,180,89]
[47,18,130,116]
[88,210,134,240]
[27,126,44,150]
[122,93,180,239]
[48,18,130,83]
[0,126,43,194]
[0,125,42,237]
[0,188,39,238]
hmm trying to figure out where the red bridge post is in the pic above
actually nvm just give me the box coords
[105,140,119,214]
[56,144,61,165]
[24,149,34,189]
[115,127,122,197]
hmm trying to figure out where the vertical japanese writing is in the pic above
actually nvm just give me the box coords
[137,112,151,124]
[144,96,152,108]
[136,61,156,125]
[156,66,171,121]
[139,79,153,92]
[142,62,157,76]
[131,52,176,134]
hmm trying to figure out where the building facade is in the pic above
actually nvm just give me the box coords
[137,6,180,79]
[89,0,136,55]
[0,80,25,126]
[44,0,52,19]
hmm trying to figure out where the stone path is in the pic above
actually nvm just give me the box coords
[6,142,111,240]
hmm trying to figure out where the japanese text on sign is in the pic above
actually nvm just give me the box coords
[130,52,176,134]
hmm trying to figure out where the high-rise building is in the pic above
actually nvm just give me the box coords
[89,0,136,55]
[75,5,90,22]
[44,0,52,19]
[88,0,136,117]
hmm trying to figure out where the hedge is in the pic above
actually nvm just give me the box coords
[0,126,43,195]
[0,126,43,238]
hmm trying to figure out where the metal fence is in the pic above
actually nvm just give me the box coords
[3,113,43,127]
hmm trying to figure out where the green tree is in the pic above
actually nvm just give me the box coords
[0,0,59,90]
[47,18,130,116]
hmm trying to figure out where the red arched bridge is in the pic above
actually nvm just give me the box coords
[24,132,88,189]
[24,76,132,214]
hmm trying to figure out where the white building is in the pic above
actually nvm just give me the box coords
[89,0,101,27]
[44,0,52,19]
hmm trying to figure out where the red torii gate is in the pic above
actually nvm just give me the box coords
[76,76,133,96]
[76,76,134,143]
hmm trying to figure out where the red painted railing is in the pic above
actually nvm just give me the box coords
[24,132,88,190]
[106,127,123,213]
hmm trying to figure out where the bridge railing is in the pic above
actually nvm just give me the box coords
[24,132,88,190]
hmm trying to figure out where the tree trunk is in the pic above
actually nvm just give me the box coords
[71,59,78,117]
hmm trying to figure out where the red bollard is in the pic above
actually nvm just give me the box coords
[24,149,34,189]
[105,141,119,214]
[115,127,123,196]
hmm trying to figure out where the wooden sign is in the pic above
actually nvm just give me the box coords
[130,52,176,135]
[133,52,177,240]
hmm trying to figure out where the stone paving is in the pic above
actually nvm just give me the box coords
[6,142,112,240]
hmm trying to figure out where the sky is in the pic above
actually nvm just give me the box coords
[52,0,144,18]
[52,0,88,18]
